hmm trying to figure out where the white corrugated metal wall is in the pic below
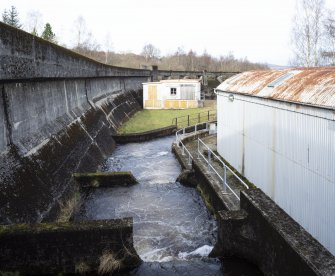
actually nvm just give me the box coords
[217,92,335,254]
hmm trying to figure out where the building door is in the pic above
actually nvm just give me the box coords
[144,84,161,108]
[148,85,157,100]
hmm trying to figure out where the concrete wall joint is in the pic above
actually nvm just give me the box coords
[1,84,13,146]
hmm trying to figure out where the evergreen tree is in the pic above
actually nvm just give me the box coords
[41,23,56,42]
[1,6,22,28]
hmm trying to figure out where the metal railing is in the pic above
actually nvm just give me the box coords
[175,121,210,145]
[175,122,211,167]
[197,138,249,200]
[172,110,216,129]
[175,122,249,201]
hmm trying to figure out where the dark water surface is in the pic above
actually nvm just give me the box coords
[75,136,262,275]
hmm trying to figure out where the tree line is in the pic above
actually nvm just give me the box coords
[10,3,335,70]
[1,6,268,72]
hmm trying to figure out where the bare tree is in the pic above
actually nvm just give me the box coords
[291,0,325,67]
[323,10,335,65]
[185,50,196,71]
[72,16,101,60]
[141,43,160,62]
[74,16,88,47]
[104,32,113,64]
[25,10,43,35]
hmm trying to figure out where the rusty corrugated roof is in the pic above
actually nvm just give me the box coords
[217,68,335,109]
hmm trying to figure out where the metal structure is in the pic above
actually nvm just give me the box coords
[216,68,335,255]
[172,110,217,128]
[197,138,249,200]
[175,122,248,201]
[175,122,209,167]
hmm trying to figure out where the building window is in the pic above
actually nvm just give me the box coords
[267,73,294,88]
[170,87,177,96]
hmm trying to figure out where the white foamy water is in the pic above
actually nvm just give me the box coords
[178,245,214,259]
[75,136,217,262]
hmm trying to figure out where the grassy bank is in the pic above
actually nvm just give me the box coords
[119,106,215,134]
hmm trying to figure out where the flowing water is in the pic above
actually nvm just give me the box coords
[76,136,217,262]
[75,136,262,275]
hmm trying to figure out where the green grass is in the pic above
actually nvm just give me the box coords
[119,106,215,134]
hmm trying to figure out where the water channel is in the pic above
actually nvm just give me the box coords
[75,136,262,275]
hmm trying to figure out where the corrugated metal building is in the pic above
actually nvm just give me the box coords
[216,68,335,255]
[143,79,202,109]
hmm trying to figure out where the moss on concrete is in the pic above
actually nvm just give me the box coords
[56,191,81,223]
[0,218,132,236]
[73,171,138,189]
[196,185,216,217]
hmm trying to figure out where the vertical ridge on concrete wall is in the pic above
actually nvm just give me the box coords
[1,84,12,148]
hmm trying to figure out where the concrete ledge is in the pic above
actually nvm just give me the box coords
[73,171,138,188]
[113,125,177,144]
[214,188,335,276]
[192,158,238,212]
[0,218,141,274]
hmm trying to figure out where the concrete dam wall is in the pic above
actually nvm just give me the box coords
[0,22,150,224]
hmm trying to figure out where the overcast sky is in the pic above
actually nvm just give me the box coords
[2,0,335,66]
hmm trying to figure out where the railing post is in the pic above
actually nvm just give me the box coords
[182,145,185,155]
[176,117,178,127]
[223,165,227,192]
[197,139,200,159]
[188,155,192,165]
[207,150,211,171]
[183,128,185,135]
[188,115,190,126]
[198,113,200,123]
[208,110,210,121]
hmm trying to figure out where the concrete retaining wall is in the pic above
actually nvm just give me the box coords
[213,189,335,275]
[0,23,148,224]
[172,130,335,274]
[0,218,140,274]
[0,90,143,224]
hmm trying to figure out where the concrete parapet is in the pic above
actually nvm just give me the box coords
[113,125,177,144]
[0,22,150,80]
[213,189,335,276]
[0,218,141,274]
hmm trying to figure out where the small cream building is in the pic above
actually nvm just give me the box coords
[143,79,202,109]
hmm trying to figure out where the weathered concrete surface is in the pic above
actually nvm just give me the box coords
[113,125,177,144]
[0,23,147,224]
[0,22,150,80]
[213,189,335,275]
[173,132,242,212]
[0,90,142,224]
[73,171,138,188]
[0,218,141,274]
